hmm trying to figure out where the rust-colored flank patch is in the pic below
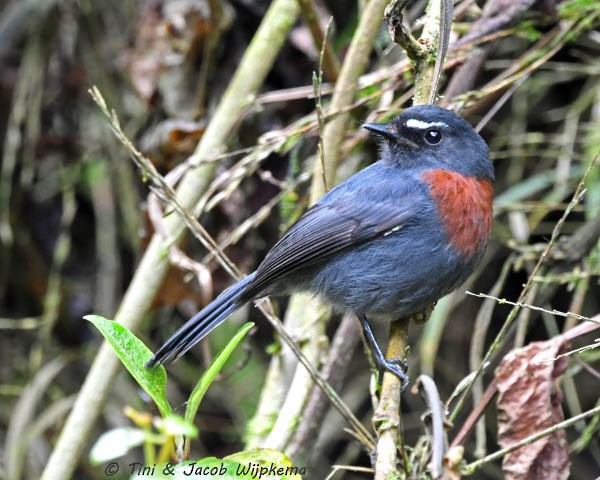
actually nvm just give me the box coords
[421,169,493,256]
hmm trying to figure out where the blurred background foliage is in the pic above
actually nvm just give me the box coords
[0,0,599,478]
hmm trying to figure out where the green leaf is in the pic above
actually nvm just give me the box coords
[90,427,146,465]
[85,315,172,418]
[184,322,254,426]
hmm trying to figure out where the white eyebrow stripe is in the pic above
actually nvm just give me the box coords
[405,119,448,129]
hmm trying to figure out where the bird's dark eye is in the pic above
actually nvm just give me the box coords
[424,129,442,145]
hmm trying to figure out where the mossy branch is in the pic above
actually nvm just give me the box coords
[373,319,410,480]
[385,0,453,105]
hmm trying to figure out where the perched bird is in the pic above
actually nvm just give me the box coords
[147,105,494,388]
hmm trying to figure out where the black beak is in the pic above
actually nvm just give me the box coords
[363,122,397,141]
[363,122,417,148]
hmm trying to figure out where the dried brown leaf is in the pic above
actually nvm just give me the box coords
[139,118,206,168]
[496,338,569,480]
[495,321,600,480]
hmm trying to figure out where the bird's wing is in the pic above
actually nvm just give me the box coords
[241,194,417,299]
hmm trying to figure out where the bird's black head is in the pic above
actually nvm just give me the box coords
[364,105,494,181]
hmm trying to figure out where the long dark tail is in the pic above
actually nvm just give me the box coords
[146,272,256,368]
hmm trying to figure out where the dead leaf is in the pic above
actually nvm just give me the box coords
[139,118,206,169]
[495,320,600,480]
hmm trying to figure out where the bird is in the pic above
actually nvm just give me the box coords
[147,105,494,389]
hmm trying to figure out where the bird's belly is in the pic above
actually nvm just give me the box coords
[305,230,478,319]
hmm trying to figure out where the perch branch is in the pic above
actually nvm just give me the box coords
[373,318,410,480]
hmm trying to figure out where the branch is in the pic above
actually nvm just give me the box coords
[373,318,410,480]
[385,0,454,105]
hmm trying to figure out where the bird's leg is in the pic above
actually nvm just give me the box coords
[358,314,409,389]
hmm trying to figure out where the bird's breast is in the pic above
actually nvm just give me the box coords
[421,169,493,257]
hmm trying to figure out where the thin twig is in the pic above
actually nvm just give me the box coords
[450,378,498,448]
[313,19,332,193]
[89,86,242,281]
[297,0,339,82]
[259,306,376,450]
[466,291,596,324]
[468,258,512,458]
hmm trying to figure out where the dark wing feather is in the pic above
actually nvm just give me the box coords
[241,196,415,299]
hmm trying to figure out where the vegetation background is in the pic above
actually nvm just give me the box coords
[0,0,599,479]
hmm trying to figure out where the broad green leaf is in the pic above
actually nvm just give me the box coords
[184,322,254,426]
[85,315,172,417]
[90,427,146,464]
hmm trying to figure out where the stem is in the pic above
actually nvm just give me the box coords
[385,0,453,105]
[373,318,410,480]
[297,0,340,82]
[40,1,300,478]
[414,0,442,105]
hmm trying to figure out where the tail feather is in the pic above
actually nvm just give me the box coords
[146,272,256,368]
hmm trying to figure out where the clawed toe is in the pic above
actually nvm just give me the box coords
[379,359,410,391]
[388,357,408,372]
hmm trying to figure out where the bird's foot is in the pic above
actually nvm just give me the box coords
[376,356,410,391]
[388,357,408,372]
[358,314,410,391]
